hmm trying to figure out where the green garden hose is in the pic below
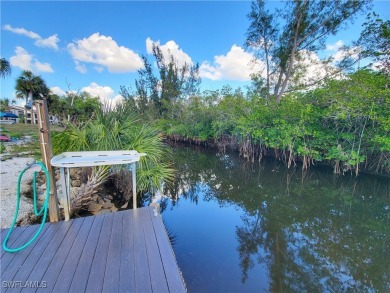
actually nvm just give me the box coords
[2,161,50,253]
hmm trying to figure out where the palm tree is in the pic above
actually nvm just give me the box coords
[52,104,174,212]
[0,98,10,112]
[15,70,50,124]
[0,98,16,112]
[0,58,12,78]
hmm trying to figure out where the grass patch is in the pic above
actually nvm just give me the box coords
[1,123,65,159]
[1,123,65,140]
[10,141,42,159]
[9,131,23,139]
[0,142,5,154]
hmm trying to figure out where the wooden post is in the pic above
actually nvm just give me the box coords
[59,167,70,221]
[36,99,60,222]
[132,163,137,209]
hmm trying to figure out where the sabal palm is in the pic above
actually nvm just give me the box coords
[52,104,174,205]
[15,70,49,123]
[0,98,10,111]
[0,58,11,78]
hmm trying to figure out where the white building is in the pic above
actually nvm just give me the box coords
[8,105,37,124]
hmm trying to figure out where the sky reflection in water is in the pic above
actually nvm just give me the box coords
[152,145,389,292]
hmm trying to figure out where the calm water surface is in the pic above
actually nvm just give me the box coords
[152,145,389,292]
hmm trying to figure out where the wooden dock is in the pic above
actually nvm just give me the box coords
[1,207,186,293]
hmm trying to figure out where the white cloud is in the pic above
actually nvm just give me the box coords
[146,37,193,68]
[82,82,114,100]
[68,33,144,73]
[34,61,54,73]
[34,34,60,50]
[200,45,264,81]
[145,38,154,54]
[50,86,66,96]
[332,46,361,62]
[111,95,125,107]
[198,61,222,80]
[371,61,385,72]
[81,82,124,107]
[3,24,40,39]
[326,40,361,64]
[75,60,87,74]
[289,50,344,90]
[326,40,344,51]
[9,46,54,73]
[296,50,333,83]
[10,47,33,71]
[3,24,60,50]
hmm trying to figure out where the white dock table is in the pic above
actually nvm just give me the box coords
[51,150,143,221]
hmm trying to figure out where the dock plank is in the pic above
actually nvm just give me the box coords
[133,208,153,293]
[1,228,9,241]
[20,220,75,293]
[41,216,91,293]
[1,226,28,259]
[1,207,186,293]
[1,225,38,273]
[1,225,50,292]
[0,228,8,256]
[142,207,170,293]
[148,207,186,293]
[102,211,124,293]
[8,224,60,292]
[84,212,114,293]
[119,209,135,293]
[68,214,105,293]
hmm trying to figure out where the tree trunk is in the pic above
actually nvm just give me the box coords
[275,3,304,102]
[30,92,36,124]
[265,46,270,100]
[24,96,28,124]
[31,108,35,124]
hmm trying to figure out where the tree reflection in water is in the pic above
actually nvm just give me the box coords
[158,144,389,292]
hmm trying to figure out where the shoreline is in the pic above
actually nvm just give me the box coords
[166,138,390,178]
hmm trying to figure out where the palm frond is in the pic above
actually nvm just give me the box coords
[0,58,11,78]
[52,104,174,195]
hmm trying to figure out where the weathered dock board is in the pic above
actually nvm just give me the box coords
[1,207,186,293]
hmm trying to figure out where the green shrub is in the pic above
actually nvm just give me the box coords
[0,142,5,154]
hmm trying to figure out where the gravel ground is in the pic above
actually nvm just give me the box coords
[0,156,38,229]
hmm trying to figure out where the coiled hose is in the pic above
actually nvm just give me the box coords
[2,161,50,253]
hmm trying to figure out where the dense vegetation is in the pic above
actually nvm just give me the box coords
[52,104,173,199]
[2,0,388,177]
[114,0,389,176]
[45,13,390,177]
[121,69,389,176]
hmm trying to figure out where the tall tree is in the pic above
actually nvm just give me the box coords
[0,58,11,78]
[246,0,370,102]
[357,13,390,74]
[245,0,278,100]
[134,44,201,118]
[15,70,50,124]
[0,98,16,112]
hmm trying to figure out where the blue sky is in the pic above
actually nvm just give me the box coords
[1,1,389,105]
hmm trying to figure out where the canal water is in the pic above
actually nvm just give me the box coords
[154,145,389,292]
